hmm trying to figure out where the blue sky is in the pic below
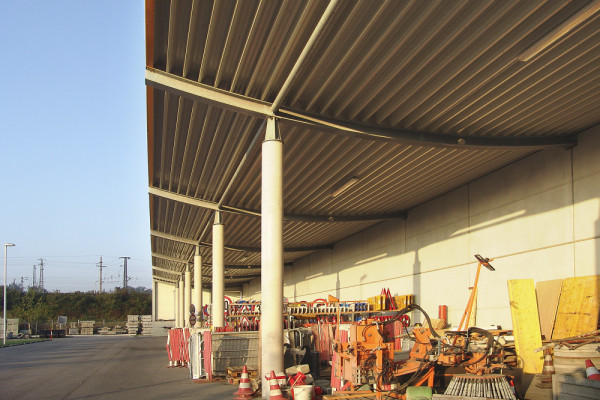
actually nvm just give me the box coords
[0,2,151,292]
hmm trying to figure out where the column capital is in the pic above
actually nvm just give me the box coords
[265,116,282,141]
[213,210,223,225]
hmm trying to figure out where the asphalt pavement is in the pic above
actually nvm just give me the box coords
[0,334,551,400]
[0,335,234,400]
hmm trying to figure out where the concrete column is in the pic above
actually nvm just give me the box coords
[178,277,185,328]
[175,279,181,327]
[193,246,203,320]
[184,264,191,327]
[152,279,157,321]
[213,211,225,328]
[261,117,284,395]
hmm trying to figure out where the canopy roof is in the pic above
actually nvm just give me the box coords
[145,0,600,287]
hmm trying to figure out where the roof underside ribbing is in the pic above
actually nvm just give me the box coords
[146,0,600,287]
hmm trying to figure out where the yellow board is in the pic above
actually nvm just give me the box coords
[552,275,600,340]
[507,279,544,374]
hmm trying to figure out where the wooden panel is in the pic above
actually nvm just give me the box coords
[536,279,563,340]
[507,279,544,374]
[552,275,600,340]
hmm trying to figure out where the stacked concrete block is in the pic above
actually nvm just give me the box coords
[140,315,153,336]
[126,315,140,336]
[0,318,19,339]
[80,321,95,335]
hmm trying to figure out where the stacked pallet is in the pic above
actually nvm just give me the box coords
[113,325,127,334]
[68,322,79,335]
[80,321,95,335]
[226,366,258,385]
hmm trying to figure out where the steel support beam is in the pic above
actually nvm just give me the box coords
[150,229,198,246]
[197,241,331,253]
[149,186,219,211]
[278,109,578,149]
[146,70,576,150]
[152,265,181,275]
[151,231,332,253]
[146,67,271,117]
[152,252,188,268]
[150,187,405,222]
[153,276,177,285]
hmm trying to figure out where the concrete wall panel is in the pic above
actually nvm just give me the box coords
[575,240,600,276]
[469,149,571,217]
[155,281,176,321]
[469,185,573,257]
[573,125,600,180]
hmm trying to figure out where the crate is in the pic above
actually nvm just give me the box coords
[394,294,414,309]
[367,295,385,311]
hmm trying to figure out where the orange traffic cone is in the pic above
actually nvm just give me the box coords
[585,359,600,381]
[536,349,555,388]
[234,366,255,399]
[266,370,286,400]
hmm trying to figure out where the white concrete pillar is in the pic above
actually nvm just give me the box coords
[178,277,185,328]
[193,246,202,320]
[184,264,191,327]
[212,211,225,328]
[175,279,181,327]
[152,279,157,321]
[261,117,284,395]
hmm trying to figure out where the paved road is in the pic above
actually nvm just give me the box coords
[0,335,234,400]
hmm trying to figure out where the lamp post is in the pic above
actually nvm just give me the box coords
[3,243,15,345]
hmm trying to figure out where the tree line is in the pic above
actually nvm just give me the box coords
[1,285,152,322]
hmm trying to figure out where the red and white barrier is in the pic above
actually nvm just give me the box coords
[166,328,191,367]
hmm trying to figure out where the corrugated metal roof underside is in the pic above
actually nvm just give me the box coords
[147,0,600,286]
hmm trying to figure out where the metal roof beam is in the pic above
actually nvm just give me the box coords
[150,234,330,254]
[152,266,182,276]
[276,110,578,150]
[146,67,272,117]
[197,242,331,253]
[150,186,406,222]
[146,68,576,150]
[152,252,189,267]
[150,229,198,246]
[149,186,219,211]
[153,277,178,286]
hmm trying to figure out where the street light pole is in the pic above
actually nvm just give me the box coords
[3,243,15,345]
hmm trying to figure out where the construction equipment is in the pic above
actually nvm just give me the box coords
[332,304,514,399]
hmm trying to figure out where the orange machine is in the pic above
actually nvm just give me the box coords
[332,304,510,399]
